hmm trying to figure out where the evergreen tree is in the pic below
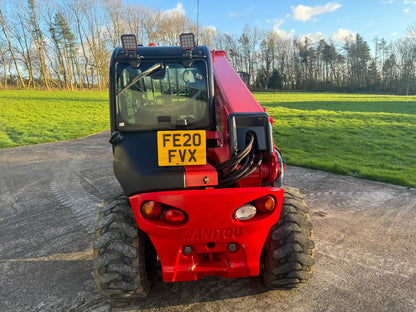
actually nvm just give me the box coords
[268,69,283,90]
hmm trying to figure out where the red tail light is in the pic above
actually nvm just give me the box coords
[162,209,187,225]
[255,195,276,213]
[141,200,163,219]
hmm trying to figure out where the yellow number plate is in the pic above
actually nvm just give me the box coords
[157,130,206,166]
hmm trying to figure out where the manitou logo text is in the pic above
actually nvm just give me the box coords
[182,227,243,241]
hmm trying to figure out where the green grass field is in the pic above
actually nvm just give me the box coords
[1,90,415,188]
[255,92,416,188]
[0,90,108,148]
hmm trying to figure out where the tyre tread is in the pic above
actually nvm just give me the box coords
[93,195,150,304]
[261,186,315,290]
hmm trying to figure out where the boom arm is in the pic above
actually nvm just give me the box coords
[210,51,278,187]
[211,51,265,114]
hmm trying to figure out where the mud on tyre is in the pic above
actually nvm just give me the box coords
[260,186,315,289]
[93,195,157,304]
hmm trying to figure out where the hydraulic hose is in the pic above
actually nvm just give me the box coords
[215,134,254,171]
[221,153,263,187]
[220,153,255,184]
[220,153,251,179]
[216,132,263,187]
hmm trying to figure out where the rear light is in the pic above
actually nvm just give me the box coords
[141,200,163,219]
[162,209,187,225]
[255,195,276,213]
[233,204,257,221]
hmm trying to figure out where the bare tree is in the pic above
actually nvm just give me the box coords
[124,5,147,44]
[0,0,415,94]
[64,0,90,88]
[198,26,220,49]
[26,0,51,89]
[0,39,9,87]
[396,37,416,95]
[80,0,109,88]
[0,7,26,88]
[142,7,161,44]
[221,33,242,71]
[239,25,260,87]
[13,8,37,88]
[100,0,125,49]
[158,9,194,45]
[258,32,277,90]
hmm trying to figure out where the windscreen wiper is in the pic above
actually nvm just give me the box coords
[117,63,163,96]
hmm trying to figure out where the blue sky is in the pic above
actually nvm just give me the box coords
[127,0,416,43]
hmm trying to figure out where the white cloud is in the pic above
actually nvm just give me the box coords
[331,28,356,42]
[292,2,341,22]
[266,18,284,28]
[382,0,394,4]
[269,16,294,39]
[300,32,325,43]
[404,8,410,13]
[164,3,185,17]
[272,26,295,39]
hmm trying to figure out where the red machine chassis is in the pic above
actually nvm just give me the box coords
[130,187,284,282]
[129,50,285,283]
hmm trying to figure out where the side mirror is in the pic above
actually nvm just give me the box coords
[109,131,123,146]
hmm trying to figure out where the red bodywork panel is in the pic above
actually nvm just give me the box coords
[130,187,284,282]
[184,163,218,187]
[211,50,265,114]
[128,50,284,283]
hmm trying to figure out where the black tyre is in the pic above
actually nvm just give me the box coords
[260,186,315,289]
[93,195,157,305]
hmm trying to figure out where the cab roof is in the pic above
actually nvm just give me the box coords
[112,45,211,61]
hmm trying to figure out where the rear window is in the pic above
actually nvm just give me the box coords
[116,60,210,131]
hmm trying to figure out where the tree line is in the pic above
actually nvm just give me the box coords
[1,0,415,94]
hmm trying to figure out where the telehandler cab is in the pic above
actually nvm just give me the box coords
[93,33,315,305]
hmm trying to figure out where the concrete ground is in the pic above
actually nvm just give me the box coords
[0,131,415,312]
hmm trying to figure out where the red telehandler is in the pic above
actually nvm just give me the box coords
[93,33,314,305]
